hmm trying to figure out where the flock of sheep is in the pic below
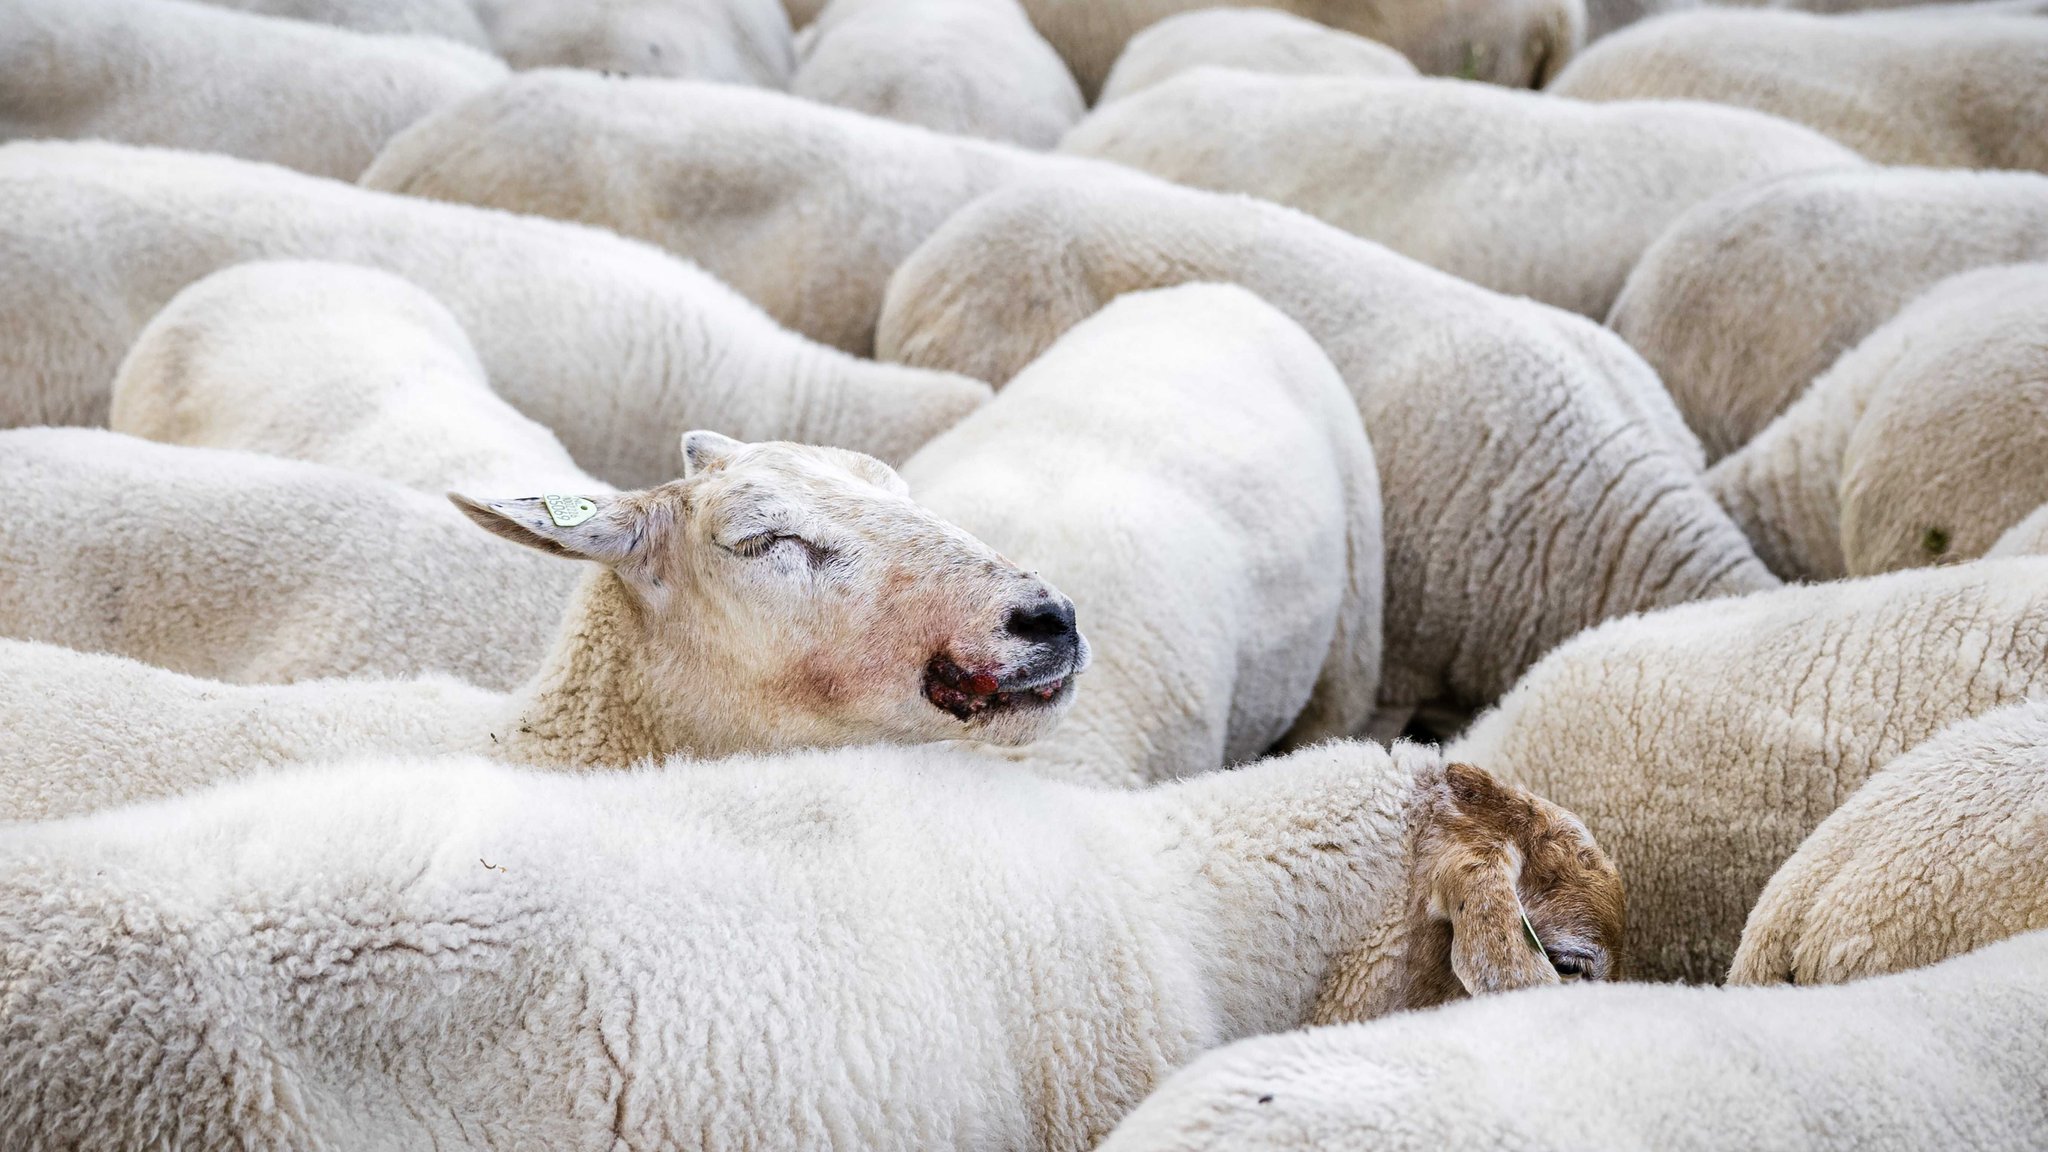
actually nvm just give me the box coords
[3,0,2047,1146]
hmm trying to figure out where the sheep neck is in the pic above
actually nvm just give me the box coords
[491,570,672,769]
[1163,751,1439,1041]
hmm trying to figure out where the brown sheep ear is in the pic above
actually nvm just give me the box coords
[1426,763,1560,995]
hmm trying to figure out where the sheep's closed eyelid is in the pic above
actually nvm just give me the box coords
[724,532,837,567]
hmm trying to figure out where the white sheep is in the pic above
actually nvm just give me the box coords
[1015,0,1584,100]
[1551,9,2048,173]
[1097,8,1417,103]
[1097,930,2048,1152]
[791,0,1083,149]
[0,738,1623,1147]
[1062,69,1864,318]
[1730,700,2048,987]
[109,261,601,496]
[0,140,988,484]
[1584,0,2042,43]
[188,0,491,45]
[0,0,506,181]
[190,0,796,80]
[1448,556,2048,983]
[904,284,1383,788]
[0,427,574,691]
[361,70,1079,355]
[1991,504,2048,558]
[0,431,1087,821]
[878,168,1776,725]
[1709,263,2048,581]
[471,0,796,83]
[1610,166,2048,460]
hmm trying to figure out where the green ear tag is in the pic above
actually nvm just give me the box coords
[1521,909,1545,955]
[543,494,597,528]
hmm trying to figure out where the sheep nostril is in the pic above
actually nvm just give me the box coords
[1006,598,1076,644]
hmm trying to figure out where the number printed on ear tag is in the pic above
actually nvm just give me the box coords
[543,494,598,528]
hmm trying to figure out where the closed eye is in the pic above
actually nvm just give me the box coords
[1546,951,1596,980]
[728,533,836,566]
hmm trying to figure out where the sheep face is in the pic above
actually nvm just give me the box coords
[1314,762,1625,1023]
[454,432,1089,753]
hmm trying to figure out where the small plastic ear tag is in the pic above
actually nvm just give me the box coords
[543,494,597,528]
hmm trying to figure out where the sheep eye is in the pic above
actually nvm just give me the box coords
[1548,953,1589,980]
[727,533,833,566]
[727,533,779,558]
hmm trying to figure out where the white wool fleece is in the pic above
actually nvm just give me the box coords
[185,0,489,44]
[0,140,988,484]
[1015,0,1582,100]
[0,739,1617,1149]
[1731,699,2048,987]
[1099,931,2048,1152]
[1610,166,2048,461]
[1064,69,1861,318]
[0,0,505,180]
[110,261,605,497]
[905,284,1384,787]
[880,168,1773,721]
[362,70,1099,355]
[1552,8,2048,173]
[793,0,1083,149]
[0,428,573,691]
[1097,9,1417,104]
[1709,262,2048,581]
[1451,556,2048,983]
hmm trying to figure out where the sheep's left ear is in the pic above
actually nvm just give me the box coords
[681,430,744,478]
[1427,763,1561,995]
[448,491,655,566]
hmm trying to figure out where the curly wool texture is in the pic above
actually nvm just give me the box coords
[1063,69,1862,318]
[1450,557,2048,983]
[186,0,490,43]
[471,0,795,83]
[0,0,506,181]
[1097,931,2048,1152]
[110,261,605,497]
[793,0,1082,149]
[1709,263,2048,581]
[1096,9,1416,104]
[361,70,1095,355]
[0,428,573,691]
[1609,166,2048,461]
[0,739,1618,1148]
[1731,700,2048,987]
[0,140,987,483]
[879,170,1773,718]
[904,285,1383,788]
[1552,8,2048,172]
[1015,0,1581,100]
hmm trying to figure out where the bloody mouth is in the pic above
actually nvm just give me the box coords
[923,655,1071,721]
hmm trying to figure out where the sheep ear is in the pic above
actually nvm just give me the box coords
[1427,763,1561,995]
[448,492,649,565]
[681,430,744,478]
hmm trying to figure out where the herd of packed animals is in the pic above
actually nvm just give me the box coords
[1,0,2046,1145]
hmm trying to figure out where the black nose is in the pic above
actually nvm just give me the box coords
[1006,596,1077,645]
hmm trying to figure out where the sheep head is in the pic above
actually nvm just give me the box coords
[451,431,1089,754]
[1313,761,1624,1023]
